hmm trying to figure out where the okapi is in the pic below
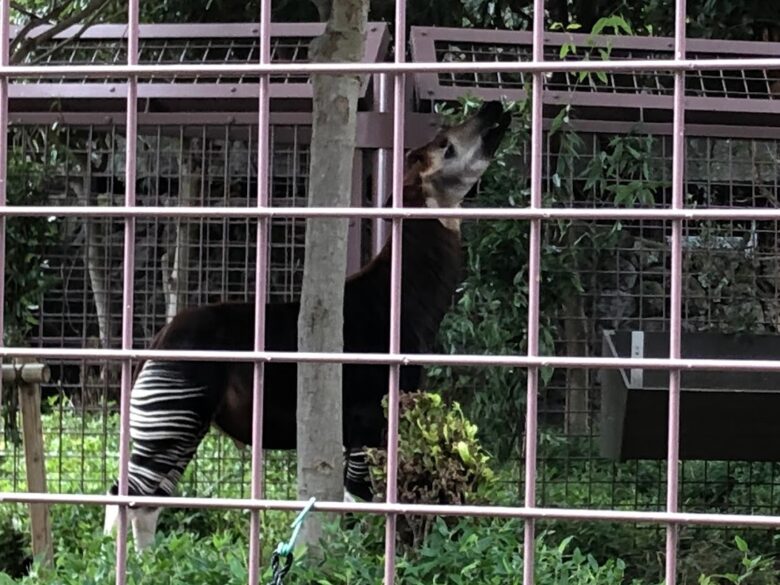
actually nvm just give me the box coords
[103,101,511,550]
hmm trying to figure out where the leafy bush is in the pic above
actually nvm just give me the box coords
[366,392,494,504]
[366,391,495,547]
[6,510,775,585]
[1,409,779,583]
[0,515,637,585]
[291,518,637,585]
[2,132,63,444]
[0,506,30,579]
[4,143,60,347]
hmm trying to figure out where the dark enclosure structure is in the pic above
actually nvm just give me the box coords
[3,23,780,522]
[601,330,780,461]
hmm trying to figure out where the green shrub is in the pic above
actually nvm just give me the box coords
[2,411,778,584]
[0,506,30,579]
[0,515,640,585]
[366,392,494,504]
[289,518,638,585]
[366,391,495,547]
[694,535,779,585]
[2,135,63,444]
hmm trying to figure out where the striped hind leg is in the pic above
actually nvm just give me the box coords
[104,360,211,551]
[344,447,373,501]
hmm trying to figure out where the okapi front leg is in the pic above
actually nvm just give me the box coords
[104,360,211,552]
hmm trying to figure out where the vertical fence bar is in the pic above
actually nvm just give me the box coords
[247,0,271,583]
[523,1,545,583]
[665,1,686,584]
[373,72,390,256]
[382,1,407,583]
[115,0,139,582]
[0,0,8,411]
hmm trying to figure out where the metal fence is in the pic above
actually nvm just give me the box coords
[0,22,391,502]
[410,24,780,529]
[2,0,780,584]
[5,22,780,518]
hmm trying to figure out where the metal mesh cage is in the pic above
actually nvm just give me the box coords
[22,35,312,85]
[433,40,780,100]
[0,121,320,496]
[533,131,780,519]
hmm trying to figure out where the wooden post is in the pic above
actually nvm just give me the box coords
[3,359,53,567]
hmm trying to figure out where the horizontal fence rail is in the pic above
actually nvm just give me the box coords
[0,57,779,78]
[4,347,780,373]
[6,205,780,220]
[3,493,780,530]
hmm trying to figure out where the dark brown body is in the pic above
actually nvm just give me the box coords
[143,100,512,458]
[148,216,462,453]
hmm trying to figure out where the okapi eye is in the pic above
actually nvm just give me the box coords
[444,143,456,159]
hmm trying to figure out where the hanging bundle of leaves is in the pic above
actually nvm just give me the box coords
[366,391,495,547]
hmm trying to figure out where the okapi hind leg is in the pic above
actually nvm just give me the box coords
[344,447,373,502]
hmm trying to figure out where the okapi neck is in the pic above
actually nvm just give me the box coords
[396,218,463,351]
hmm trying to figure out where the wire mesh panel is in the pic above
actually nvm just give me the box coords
[516,129,780,511]
[0,122,316,498]
[11,23,388,92]
[411,26,780,125]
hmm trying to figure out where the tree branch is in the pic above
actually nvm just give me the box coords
[28,0,108,65]
[11,0,114,64]
[10,0,75,55]
[10,2,47,24]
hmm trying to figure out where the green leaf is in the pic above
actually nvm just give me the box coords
[455,440,472,464]
[734,535,749,553]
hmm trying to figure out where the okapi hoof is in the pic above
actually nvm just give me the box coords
[130,507,162,552]
[103,484,120,536]
[102,484,161,553]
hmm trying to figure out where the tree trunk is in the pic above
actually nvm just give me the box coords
[85,188,120,405]
[564,228,590,436]
[564,301,590,436]
[162,152,197,322]
[296,0,368,552]
[86,192,114,353]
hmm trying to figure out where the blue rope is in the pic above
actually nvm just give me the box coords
[276,497,317,557]
[267,497,316,585]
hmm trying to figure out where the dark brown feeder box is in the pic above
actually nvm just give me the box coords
[599,330,780,461]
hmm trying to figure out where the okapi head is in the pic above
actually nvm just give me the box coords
[402,101,511,221]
